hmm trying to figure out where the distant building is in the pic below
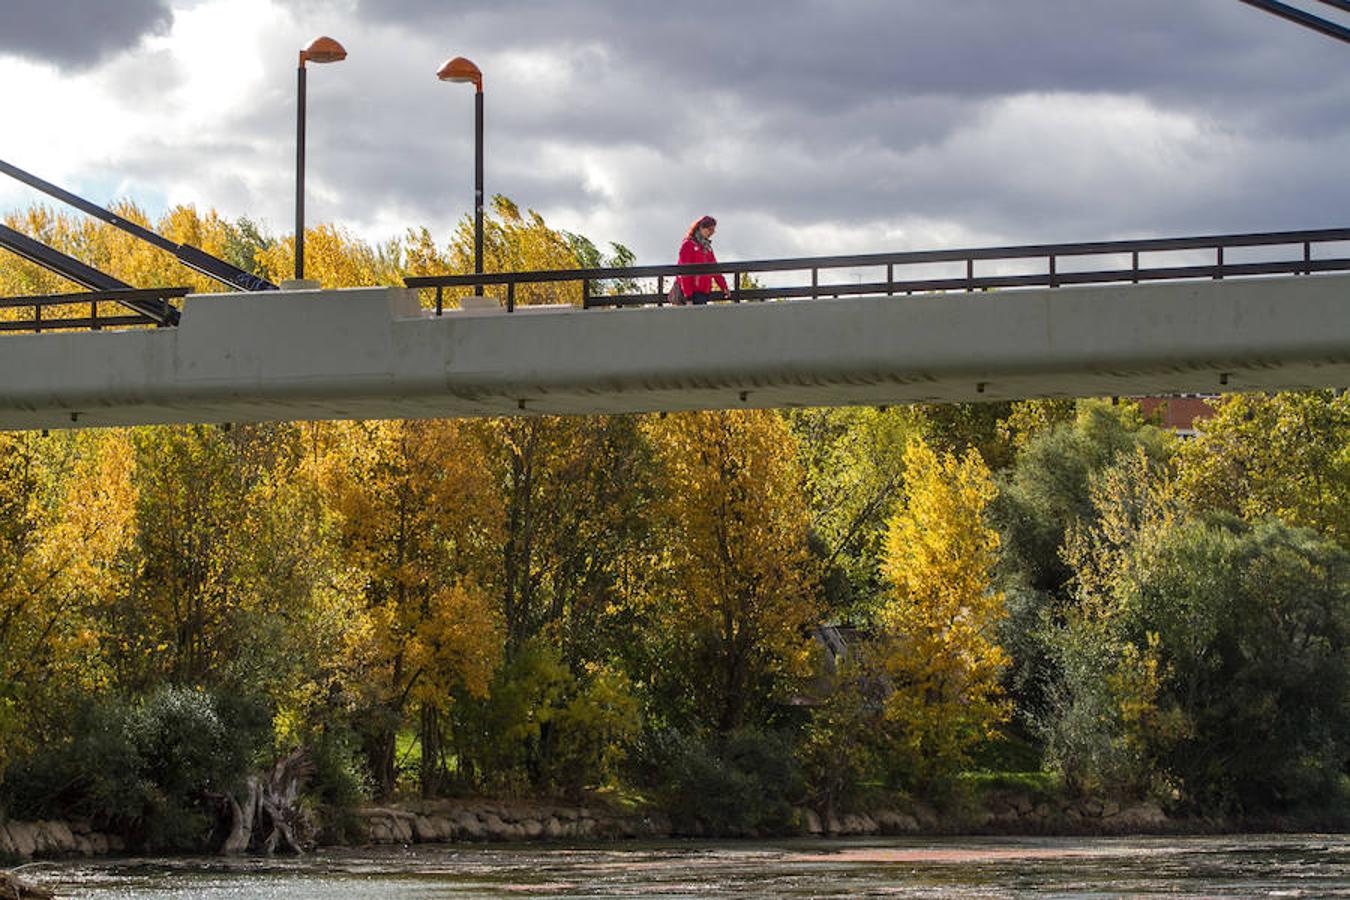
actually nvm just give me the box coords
[1135,395,1219,437]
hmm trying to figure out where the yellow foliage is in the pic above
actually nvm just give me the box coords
[879,437,1010,781]
[313,419,506,714]
[1175,391,1350,547]
[256,223,402,289]
[0,431,136,765]
[643,410,821,731]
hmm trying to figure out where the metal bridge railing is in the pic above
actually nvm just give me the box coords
[405,227,1350,312]
[0,286,188,333]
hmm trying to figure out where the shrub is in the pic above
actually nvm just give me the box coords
[0,686,270,849]
[630,728,803,835]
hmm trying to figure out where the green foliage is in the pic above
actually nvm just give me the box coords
[1127,518,1350,813]
[991,401,1172,722]
[786,407,925,619]
[305,732,372,841]
[449,641,640,799]
[630,728,803,835]
[220,216,275,278]
[916,402,1018,470]
[1040,439,1350,812]
[0,687,268,848]
[796,651,889,814]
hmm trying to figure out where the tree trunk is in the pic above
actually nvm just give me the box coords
[217,747,316,855]
[419,703,442,798]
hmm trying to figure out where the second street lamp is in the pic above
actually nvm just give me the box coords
[295,35,347,284]
[437,56,484,286]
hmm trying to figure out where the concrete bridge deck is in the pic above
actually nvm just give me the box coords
[0,273,1346,431]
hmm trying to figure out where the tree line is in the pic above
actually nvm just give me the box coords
[0,198,1346,845]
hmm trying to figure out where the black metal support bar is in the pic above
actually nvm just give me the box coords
[1,223,129,291]
[296,64,307,281]
[0,158,277,292]
[474,89,485,281]
[1234,0,1350,44]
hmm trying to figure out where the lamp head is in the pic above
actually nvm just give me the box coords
[437,56,482,91]
[300,36,347,66]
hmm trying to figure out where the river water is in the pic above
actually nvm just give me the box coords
[16,834,1350,898]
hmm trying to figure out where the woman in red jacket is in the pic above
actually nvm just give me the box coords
[677,215,730,305]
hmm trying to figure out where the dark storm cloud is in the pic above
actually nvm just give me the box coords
[0,0,173,67]
[356,0,1348,111]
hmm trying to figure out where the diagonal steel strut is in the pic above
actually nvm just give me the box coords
[0,158,277,292]
[1235,0,1350,43]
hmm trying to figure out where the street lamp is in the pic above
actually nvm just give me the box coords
[295,35,347,283]
[437,56,484,280]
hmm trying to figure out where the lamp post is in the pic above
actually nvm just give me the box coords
[437,56,484,281]
[295,35,347,283]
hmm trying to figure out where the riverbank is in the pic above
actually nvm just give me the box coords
[8,789,1345,863]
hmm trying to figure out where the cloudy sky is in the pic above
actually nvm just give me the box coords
[2,0,1348,267]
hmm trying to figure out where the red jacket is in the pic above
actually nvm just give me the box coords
[677,238,729,298]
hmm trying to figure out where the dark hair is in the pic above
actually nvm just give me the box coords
[685,215,717,241]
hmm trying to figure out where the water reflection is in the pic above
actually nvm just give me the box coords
[24,834,1350,898]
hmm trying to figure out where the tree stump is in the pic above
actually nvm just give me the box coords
[216,747,316,855]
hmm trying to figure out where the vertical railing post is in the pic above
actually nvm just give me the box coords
[1304,240,1311,275]
[657,274,665,306]
[1215,245,1224,280]
[91,298,100,331]
[1049,254,1058,288]
[1132,250,1139,284]
[582,278,590,309]
[734,271,742,302]
[966,258,974,292]
[507,281,515,312]
[435,286,444,316]
[811,267,818,299]
[887,263,894,296]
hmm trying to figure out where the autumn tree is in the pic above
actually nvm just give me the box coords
[1046,445,1350,810]
[0,431,136,772]
[787,406,926,619]
[641,410,821,734]
[1175,390,1350,547]
[878,437,1010,786]
[989,400,1172,722]
[1042,448,1184,796]
[313,419,504,796]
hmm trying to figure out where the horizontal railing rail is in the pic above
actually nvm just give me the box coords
[405,226,1350,311]
[0,286,189,333]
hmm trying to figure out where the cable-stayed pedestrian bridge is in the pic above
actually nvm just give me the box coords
[1,228,1347,431]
